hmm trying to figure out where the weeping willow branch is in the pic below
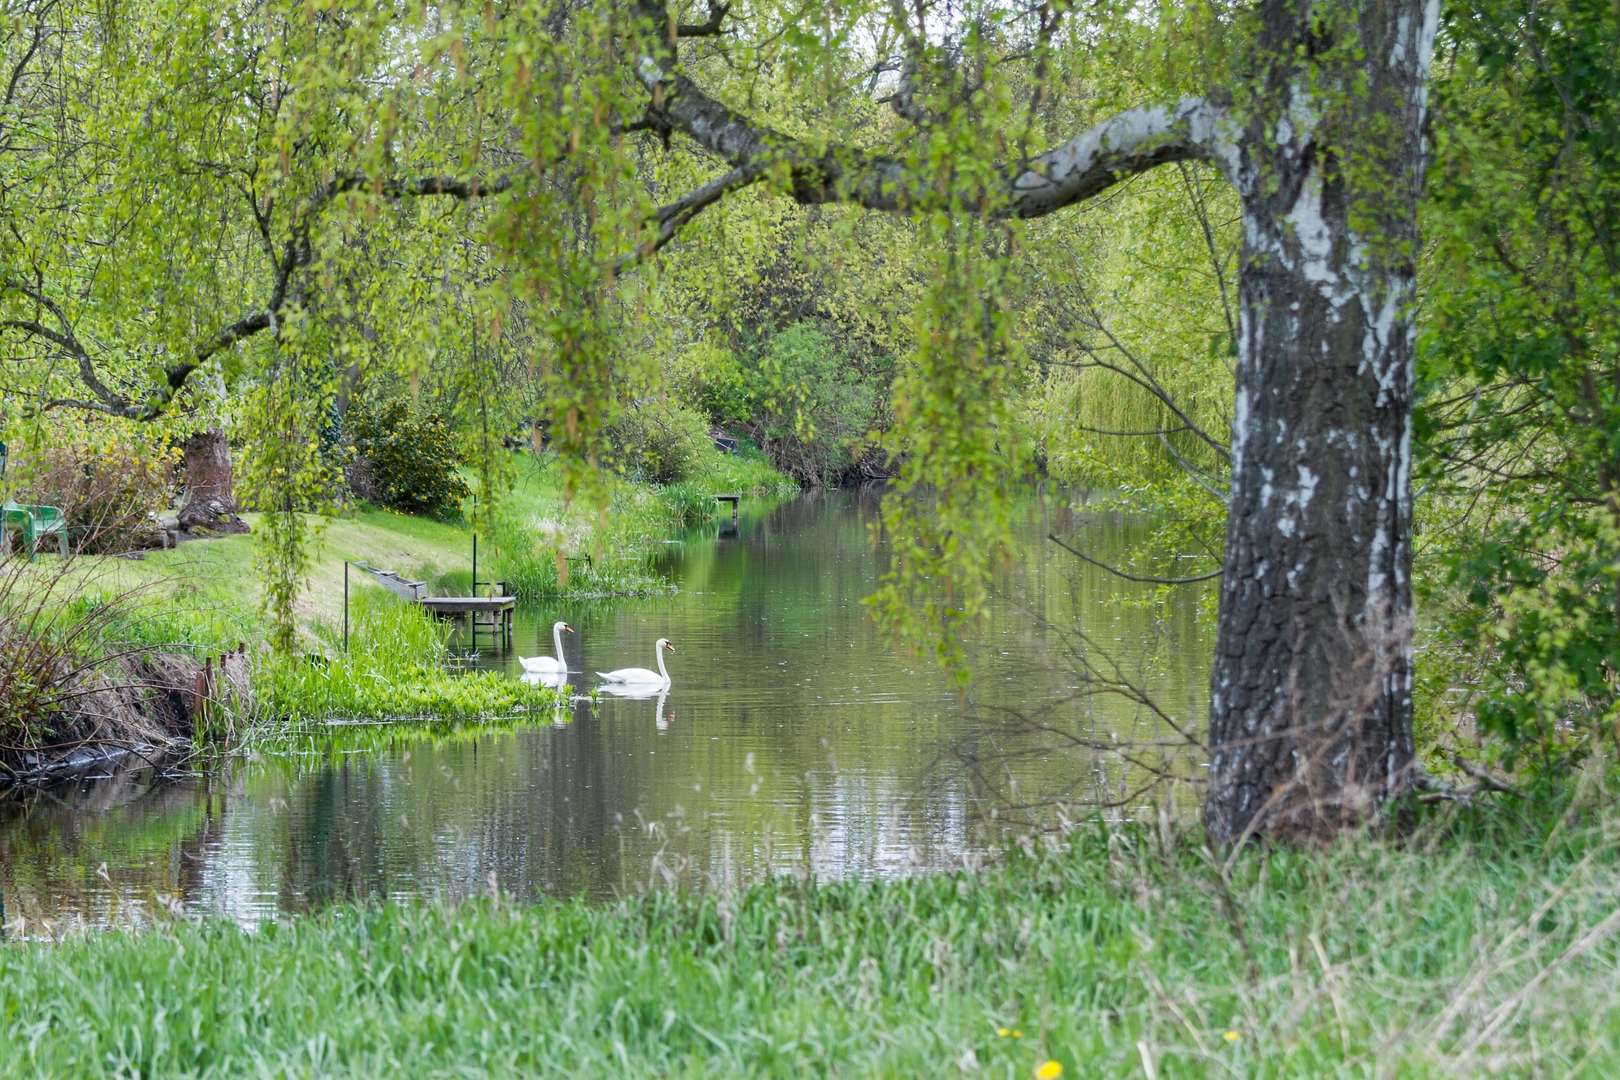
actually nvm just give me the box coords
[3,172,516,423]
[616,162,767,272]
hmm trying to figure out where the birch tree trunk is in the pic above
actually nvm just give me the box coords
[1203,0,1440,842]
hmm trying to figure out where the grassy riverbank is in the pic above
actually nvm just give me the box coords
[0,447,796,740]
[3,804,1617,1077]
[77,445,795,635]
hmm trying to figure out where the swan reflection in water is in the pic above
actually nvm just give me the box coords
[595,682,672,729]
[520,671,576,727]
[521,668,570,690]
[521,678,666,729]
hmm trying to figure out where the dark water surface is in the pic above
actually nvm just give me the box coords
[1,490,1210,930]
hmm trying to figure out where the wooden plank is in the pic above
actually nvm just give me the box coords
[357,564,428,602]
[418,596,515,615]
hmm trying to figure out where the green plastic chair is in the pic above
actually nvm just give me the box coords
[1,501,70,560]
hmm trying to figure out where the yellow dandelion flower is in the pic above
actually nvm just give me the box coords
[1013,1030,1023,1039]
[1035,1062,1063,1080]
[1223,1030,1241,1042]
[997,1028,1011,1038]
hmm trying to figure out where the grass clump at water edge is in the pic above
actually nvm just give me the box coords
[253,588,564,724]
[3,803,1619,1076]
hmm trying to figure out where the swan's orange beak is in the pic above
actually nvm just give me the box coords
[664,642,675,652]
[564,624,575,633]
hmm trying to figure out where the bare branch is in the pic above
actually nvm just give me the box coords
[674,0,731,38]
[1048,534,1223,584]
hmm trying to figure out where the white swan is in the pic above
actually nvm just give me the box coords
[519,621,573,675]
[597,638,674,688]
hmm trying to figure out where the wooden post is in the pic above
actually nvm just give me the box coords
[193,666,208,726]
[715,494,740,536]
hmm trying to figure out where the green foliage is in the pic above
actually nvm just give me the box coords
[666,342,751,429]
[5,809,1620,1075]
[348,401,471,521]
[238,353,340,656]
[751,323,884,486]
[604,398,712,484]
[869,215,1029,678]
[1415,0,1620,769]
[1019,162,1235,598]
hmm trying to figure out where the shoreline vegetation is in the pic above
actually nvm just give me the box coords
[0,445,799,779]
[3,806,1616,1076]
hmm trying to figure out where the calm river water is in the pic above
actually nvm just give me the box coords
[1,489,1210,929]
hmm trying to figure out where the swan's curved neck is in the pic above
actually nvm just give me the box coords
[552,624,567,664]
[655,645,669,680]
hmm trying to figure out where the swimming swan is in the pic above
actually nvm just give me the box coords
[519,621,573,675]
[597,638,674,687]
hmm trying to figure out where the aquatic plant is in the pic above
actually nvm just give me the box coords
[252,589,564,723]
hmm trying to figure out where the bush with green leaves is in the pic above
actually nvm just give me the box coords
[347,401,469,520]
[604,398,712,484]
[1414,0,1620,774]
[750,322,884,486]
[666,341,751,429]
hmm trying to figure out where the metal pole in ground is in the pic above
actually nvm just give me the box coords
[344,561,350,651]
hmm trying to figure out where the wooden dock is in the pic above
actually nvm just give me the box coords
[714,493,740,536]
[356,563,515,650]
[418,595,516,650]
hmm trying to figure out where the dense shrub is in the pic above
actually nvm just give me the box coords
[662,325,891,486]
[604,398,712,483]
[667,341,751,428]
[751,323,884,486]
[8,429,178,553]
[347,401,469,520]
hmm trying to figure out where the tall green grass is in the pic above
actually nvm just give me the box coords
[253,589,563,722]
[494,448,799,598]
[4,802,1619,1077]
[659,448,802,525]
